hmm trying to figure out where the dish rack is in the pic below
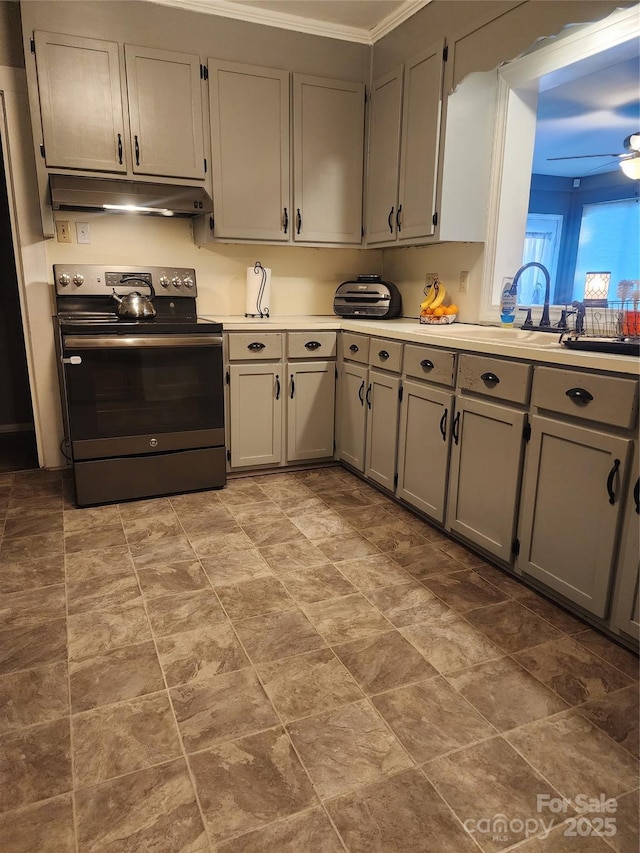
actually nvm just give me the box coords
[561,300,640,356]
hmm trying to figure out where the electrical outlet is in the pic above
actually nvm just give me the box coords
[425,273,438,289]
[459,270,469,294]
[55,220,72,243]
[76,222,91,244]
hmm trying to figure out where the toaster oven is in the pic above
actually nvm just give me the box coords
[333,275,402,319]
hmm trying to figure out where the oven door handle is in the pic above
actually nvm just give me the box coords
[63,334,223,349]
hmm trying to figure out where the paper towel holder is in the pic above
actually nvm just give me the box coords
[246,260,271,318]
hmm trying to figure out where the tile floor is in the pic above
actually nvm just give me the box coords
[0,465,638,852]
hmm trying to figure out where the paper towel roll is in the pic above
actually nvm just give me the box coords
[246,262,271,317]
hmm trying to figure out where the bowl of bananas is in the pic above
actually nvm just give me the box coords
[419,279,458,324]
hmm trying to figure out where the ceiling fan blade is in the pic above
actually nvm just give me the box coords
[547,153,625,160]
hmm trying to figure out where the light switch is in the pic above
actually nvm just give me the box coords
[76,222,91,244]
[55,220,72,243]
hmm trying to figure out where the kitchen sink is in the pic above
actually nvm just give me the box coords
[415,324,564,348]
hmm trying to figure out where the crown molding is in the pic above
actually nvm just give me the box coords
[145,0,432,44]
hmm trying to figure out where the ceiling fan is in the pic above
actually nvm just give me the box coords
[547,132,640,178]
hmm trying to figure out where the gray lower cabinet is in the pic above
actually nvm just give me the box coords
[336,361,368,471]
[365,369,401,491]
[286,361,335,462]
[517,416,632,618]
[228,362,282,468]
[446,396,526,563]
[611,447,640,640]
[396,379,453,523]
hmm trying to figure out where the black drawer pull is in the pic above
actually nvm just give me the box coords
[396,204,402,232]
[275,375,280,400]
[296,208,302,234]
[358,380,365,405]
[366,383,372,409]
[349,344,359,353]
[606,458,620,505]
[566,387,593,404]
[283,207,288,234]
[388,207,394,234]
[378,350,390,361]
[452,411,460,445]
[134,134,140,166]
[117,133,123,164]
[439,409,448,442]
[290,375,295,398]
[420,359,434,371]
[634,477,639,515]
[481,372,500,386]
[247,342,266,351]
[305,340,321,351]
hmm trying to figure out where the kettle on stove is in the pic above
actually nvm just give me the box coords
[111,279,156,320]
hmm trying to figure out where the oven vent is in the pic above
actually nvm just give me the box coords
[49,174,213,218]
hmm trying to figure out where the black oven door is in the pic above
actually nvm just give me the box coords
[61,333,224,461]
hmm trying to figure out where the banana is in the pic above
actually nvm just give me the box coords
[420,285,437,310]
[430,283,447,310]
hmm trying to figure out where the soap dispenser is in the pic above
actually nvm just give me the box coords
[499,277,518,326]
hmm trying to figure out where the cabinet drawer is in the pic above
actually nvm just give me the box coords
[341,332,369,364]
[404,344,456,387]
[228,332,283,361]
[369,337,403,373]
[457,353,531,405]
[288,331,337,359]
[532,367,639,430]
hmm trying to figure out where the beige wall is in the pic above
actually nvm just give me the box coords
[0,1,23,68]
[45,211,382,317]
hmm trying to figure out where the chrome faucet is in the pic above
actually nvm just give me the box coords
[512,261,552,330]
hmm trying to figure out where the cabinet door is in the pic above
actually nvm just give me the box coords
[365,67,402,245]
[209,61,289,240]
[397,41,445,241]
[518,416,631,618]
[125,45,204,179]
[365,370,401,491]
[397,380,453,523]
[293,74,365,244]
[228,364,282,468]
[286,361,335,462]
[337,362,367,471]
[611,449,640,642]
[34,31,126,172]
[447,397,525,562]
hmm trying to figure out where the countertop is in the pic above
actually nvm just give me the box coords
[206,315,640,377]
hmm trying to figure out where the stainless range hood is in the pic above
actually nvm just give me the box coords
[49,174,213,217]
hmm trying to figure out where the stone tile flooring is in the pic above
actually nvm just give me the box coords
[0,466,638,852]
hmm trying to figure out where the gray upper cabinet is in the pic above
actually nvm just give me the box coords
[518,416,631,618]
[365,67,403,245]
[293,74,365,244]
[125,45,205,180]
[33,32,204,180]
[34,31,126,173]
[365,41,445,246]
[208,60,289,240]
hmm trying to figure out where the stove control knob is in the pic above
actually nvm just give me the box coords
[159,276,170,288]
[183,277,194,289]
[72,274,84,286]
[171,277,182,289]
[58,273,71,287]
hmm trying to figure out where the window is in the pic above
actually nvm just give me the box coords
[573,198,640,301]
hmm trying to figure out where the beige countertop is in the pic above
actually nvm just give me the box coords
[206,315,640,376]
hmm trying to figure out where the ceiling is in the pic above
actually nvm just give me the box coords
[148,0,430,42]
[533,38,640,178]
